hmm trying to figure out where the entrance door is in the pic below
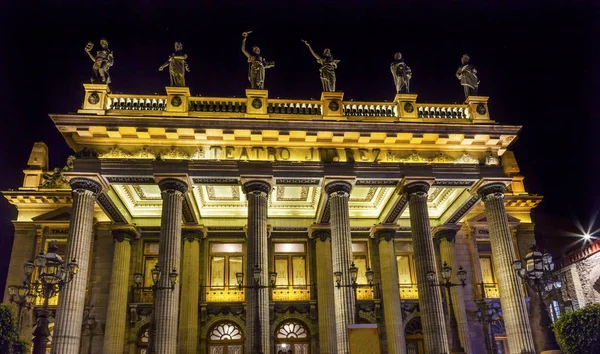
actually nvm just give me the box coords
[207,322,244,354]
[404,317,424,354]
[274,320,310,354]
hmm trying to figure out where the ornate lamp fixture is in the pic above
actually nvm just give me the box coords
[131,263,179,354]
[427,262,467,354]
[513,244,561,352]
[11,241,79,354]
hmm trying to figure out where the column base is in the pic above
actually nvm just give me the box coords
[541,350,562,354]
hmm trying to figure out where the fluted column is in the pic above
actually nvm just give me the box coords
[178,227,203,354]
[51,178,102,354]
[434,226,472,354]
[404,181,449,354]
[478,183,535,354]
[103,228,136,354]
[313,229,337,354]
[375,228,407,354]
[324,181,355,354]
[242,180,271,354]
[154,178,188,354]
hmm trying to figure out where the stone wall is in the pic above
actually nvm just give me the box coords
[561,251,600,309]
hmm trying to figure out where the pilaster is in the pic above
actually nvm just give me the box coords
[374,228,407,354]
[51,178,103,354]
[103,227,138,354]
[403,181,449,354]
[478,183,535,354]
[310,228,337,354]
[434,225,472,354]
[178,226,205,354]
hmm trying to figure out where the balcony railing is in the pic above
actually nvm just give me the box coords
[85,87,488,123]
[271,285,312,301]
[203,286,245,303]
[399,283,419,300]
[482,282,500,298]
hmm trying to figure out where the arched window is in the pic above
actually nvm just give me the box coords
[210,322,243,340]
[207,322,244,354]
[405,317,423,354]
[275,320,310,354]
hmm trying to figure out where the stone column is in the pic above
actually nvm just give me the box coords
[102,228,136,354]
[434,226,472,354]
[403,182,449,354]
[154,178,188,354]
[313,229,337,354]
[51,178,102,354]
[178,227,203,354]
[324,181,355,354]
[375,228,406,354]
[242,180,271,354]
[478,183,535,353]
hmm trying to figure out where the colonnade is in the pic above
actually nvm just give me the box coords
[49,176,535,354]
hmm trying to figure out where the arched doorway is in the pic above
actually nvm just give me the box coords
[404,317,424,354]
[274,319,310,354]
[207,321,244,354]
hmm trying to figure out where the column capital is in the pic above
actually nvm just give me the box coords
[158,178,189,194]
[374,228,396,243]
[70,178,103,196]
[111,226,139,243]
[312,229,332,242]
[242,180,272,195]
[433,225,460,244]
[182,226,206,242]
[324,180,353,196]
[477,182,507,200]
[402,181,431,198]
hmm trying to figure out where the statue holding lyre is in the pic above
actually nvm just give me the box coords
[241,31,274,90]
[302,40,340,92]
[159,42,190,87]
[84,38,114,84]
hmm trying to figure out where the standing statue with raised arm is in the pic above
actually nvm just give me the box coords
[159,42,190,87]
[241,32,274,90]
[456,54,479,98]
[84,38,114,84]
[391,52,412,94]
[302,40,340,92]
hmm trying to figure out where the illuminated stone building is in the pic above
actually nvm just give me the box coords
[2,84,544,354]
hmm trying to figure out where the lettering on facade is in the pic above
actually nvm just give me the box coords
[198,146,390,163]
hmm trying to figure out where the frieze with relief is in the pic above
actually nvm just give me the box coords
[97,145,489,165]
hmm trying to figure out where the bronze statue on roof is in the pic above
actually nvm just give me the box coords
[456,54,479,98]
[159,42,190,87]
[241,32,274,90]
[302,40,340,92]
[84,38,114,84]
[391,52,412,94]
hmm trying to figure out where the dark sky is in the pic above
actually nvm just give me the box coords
[0,1,599,293]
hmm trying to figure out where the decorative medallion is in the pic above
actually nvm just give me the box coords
[171,96,182,107]
[251,98,263,109]
[88,92,100,105]
[476,103,487,115]
[328,100,340,112]
[403,102,414,113]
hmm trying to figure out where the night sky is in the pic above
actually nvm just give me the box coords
[1,1,599,295]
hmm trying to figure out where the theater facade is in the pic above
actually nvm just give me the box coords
[3,84,544,354]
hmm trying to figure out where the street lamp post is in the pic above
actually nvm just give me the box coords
[234,264,277,354]
[333,262,379,324]
[7,281,34,330]
[18,241,79,354]
[475,299,501,354]
[512,244,562,352]
[82,309,98,354]
[427,262,467,354]
[132,263,179,354]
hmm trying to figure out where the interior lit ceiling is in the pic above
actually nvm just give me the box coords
[112,182,465,220]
